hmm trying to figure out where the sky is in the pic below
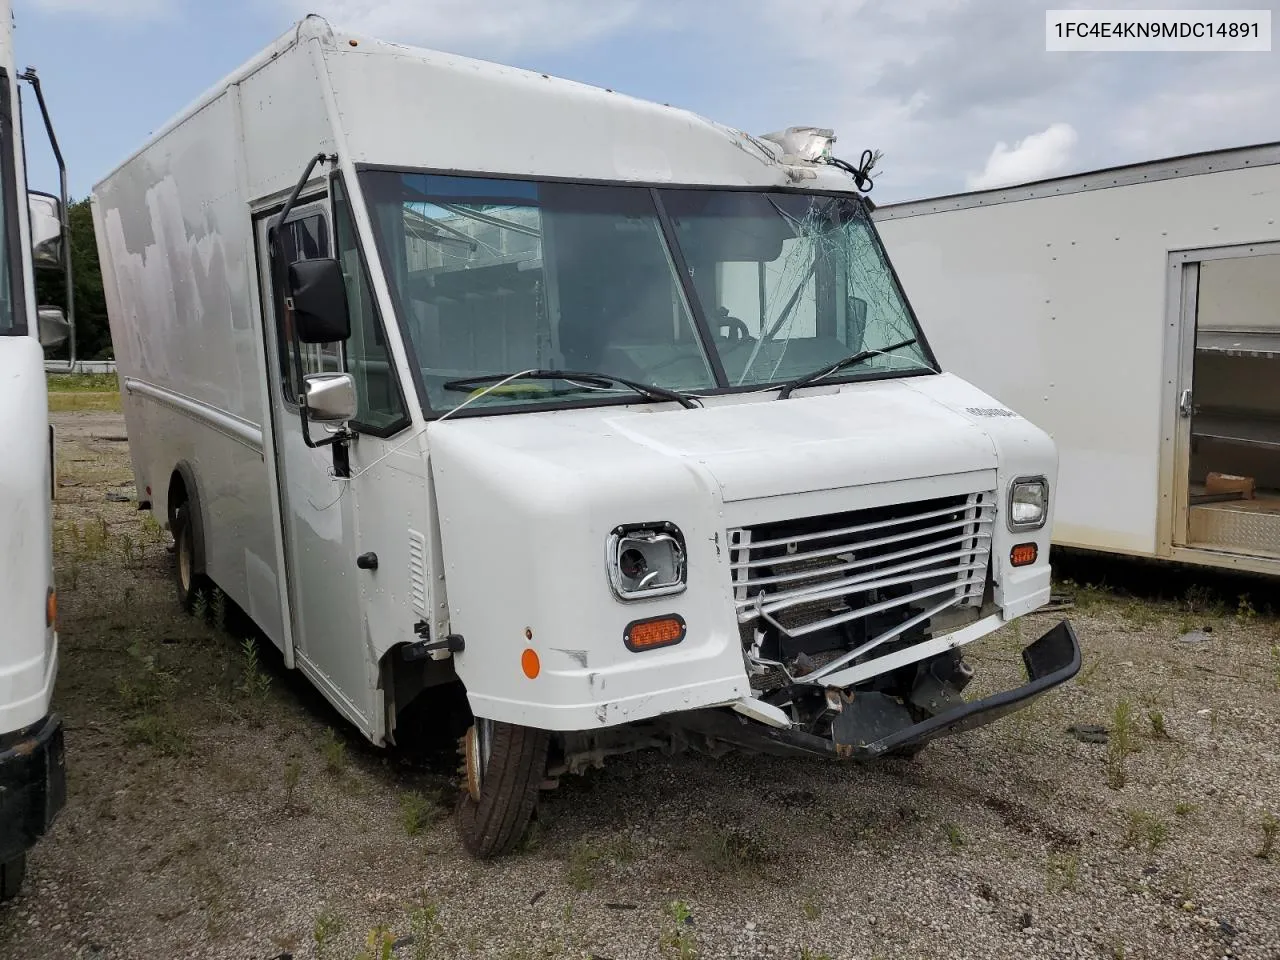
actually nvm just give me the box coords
[11,0,1280,204]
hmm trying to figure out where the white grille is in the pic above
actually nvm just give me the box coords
[728,491,994,679]
[408,529,428,616]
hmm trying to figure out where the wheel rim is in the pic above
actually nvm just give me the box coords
[177,524,192,594]
[463,718,493,802]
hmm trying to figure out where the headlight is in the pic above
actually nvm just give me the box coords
[607,523,687,600]
[1008,477,1049,531]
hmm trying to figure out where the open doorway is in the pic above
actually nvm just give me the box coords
[1179,249,1280,559]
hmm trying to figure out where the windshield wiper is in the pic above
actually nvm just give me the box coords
[442,370,700,409]
[776,338,919,400]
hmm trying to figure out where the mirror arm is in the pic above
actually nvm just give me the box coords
[20,67,74,364]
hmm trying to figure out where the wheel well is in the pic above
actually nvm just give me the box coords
[166,470,189,530]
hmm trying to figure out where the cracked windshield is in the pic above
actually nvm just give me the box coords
[361,172,931,413]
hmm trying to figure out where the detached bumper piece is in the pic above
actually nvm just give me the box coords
[0,714,67,863]
[830,619,1081,759]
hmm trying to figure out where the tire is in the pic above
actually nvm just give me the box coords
[172,502,206,613]
[0,854,26,903]
[456,719,550,858]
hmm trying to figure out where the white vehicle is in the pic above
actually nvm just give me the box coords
[875,143,1280,577]
[93,17,1079,856]
[0,1,71,902]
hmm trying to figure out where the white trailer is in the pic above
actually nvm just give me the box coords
[0,0,71,902]
[875,143,1280,577]
[93,16,1079,857]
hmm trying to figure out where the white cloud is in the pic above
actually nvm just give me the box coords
[27,0,171,16]
[283,0,646,55]
[966,123,1079,190]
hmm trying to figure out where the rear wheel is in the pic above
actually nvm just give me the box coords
[456,718,550,858]
[172,502,206,613]
[0,854,26,902]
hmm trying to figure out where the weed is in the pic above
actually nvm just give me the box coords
[1209,708,1221,735]
[801,897,821,920]
[1271,645,1280,691]
[355,926,396,960]
[660,900,697,960]
[321,728,347,776]
[1147,710,1170,740]
[1120,599,1160,630]
[313,908,343,957]
[211,587,227,632]
[122,714,189,756]
[1257,813,1278,860]
[1046,852,1079,893]
[943,822,965,851]
[695,826,771,874]
[800,950,833,960]
[409,899,445,959]
[1075,655,1105,689]
[1183,584,1225,616]
[283,759,303,813]
[1106,699,1137,790]
[1175,801,1197,817]
[191,589,209,621]
[564,834,637,891]
[238,638,272,703]
[1236,594,1257,622]
[400,790,442,836]
[1123,810,1170,853]
[117,531,138,568]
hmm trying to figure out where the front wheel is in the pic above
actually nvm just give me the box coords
[456,718,550,858]
[0,854,26,902]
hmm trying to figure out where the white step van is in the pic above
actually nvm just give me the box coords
[92,17,1079,855]
[0,0,72,901]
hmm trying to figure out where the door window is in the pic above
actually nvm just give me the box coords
[333,177,409,432]
[269,210,341,403]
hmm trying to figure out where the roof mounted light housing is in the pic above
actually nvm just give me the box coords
[760,126,836,163]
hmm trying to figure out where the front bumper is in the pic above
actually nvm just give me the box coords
[0,714,66,862]
[668,620,1081,759]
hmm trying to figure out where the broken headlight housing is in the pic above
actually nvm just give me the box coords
[607,523,687,601]
[1008,477,1049,531]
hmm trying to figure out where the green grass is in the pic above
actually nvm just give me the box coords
[47,372,119,392]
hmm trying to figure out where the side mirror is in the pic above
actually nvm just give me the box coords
[37,305,70,348]
[304,372,356,422]
[288,258,350,343]
[28,192,62,268]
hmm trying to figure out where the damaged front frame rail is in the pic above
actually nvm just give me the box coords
[668,620,1081,761]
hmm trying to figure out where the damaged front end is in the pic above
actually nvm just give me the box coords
[670,490,1081,760]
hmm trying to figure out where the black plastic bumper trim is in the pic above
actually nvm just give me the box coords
[0,713,67,862]
[834,619,1082,758]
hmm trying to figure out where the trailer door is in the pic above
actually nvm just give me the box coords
[256,195,375,732]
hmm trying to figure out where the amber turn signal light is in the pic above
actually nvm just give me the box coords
[624,614,686,652]
[1010,542,1039,567]
[46,587,57,629]
[521,647,541,679]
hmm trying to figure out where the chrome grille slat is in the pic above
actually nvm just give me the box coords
[729,514,993,571]
[742,553,984,618]
[732,531,992,592]
[728,491,995,648]
[736,502,994,551]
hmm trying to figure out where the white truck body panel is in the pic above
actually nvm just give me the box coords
[0,2,56,736]
[93,17,1062,745]
[875,143,1280,575]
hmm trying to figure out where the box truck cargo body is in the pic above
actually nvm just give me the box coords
[93,16,1079,856]
[876,143,1280,577]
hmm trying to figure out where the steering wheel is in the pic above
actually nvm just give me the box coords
[716,308,755,345]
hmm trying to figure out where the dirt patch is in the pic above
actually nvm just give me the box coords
[2,409,1278,960]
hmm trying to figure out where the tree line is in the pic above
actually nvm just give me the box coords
[36,197,111,360]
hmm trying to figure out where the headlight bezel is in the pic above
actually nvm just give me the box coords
[607,522,688,601]
[1007,475,1049,532]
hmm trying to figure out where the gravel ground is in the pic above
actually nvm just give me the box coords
[1,407,1277,960]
